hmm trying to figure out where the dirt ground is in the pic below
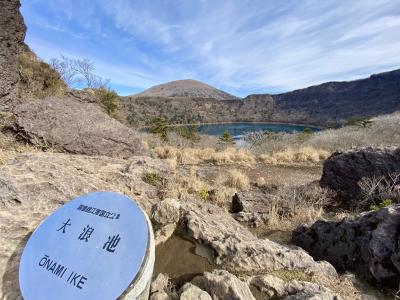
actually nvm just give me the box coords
[194,163,322,187]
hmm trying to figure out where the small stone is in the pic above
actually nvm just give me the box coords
[179,283,211,300]
[151,198,181,227]
[150,273,170,294]
[192,270,255,300]
[149,291,171,300]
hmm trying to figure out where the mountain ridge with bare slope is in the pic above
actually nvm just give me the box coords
[133,79,239,100]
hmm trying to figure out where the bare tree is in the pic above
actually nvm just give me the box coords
[49,55,109,89]
[49,55,78,87]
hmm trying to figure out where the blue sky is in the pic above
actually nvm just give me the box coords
[21,0,400,97]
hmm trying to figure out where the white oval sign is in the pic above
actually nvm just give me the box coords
[19,191,149,300]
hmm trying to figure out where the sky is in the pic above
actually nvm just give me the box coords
[21,0,400,97]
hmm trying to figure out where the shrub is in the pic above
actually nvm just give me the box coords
[359,173,400,210]
[18,48,66,98]
[219,131,234,144]
[369,199,393,211]
[199,187,209,201]
[150,117,169,141]
[174,125,200,141]
[142,172,161,186]
[303,128,313,134]
[96,88,119,115]
[345,117,373,128]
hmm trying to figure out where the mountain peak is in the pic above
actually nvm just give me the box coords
[134,79,238,100]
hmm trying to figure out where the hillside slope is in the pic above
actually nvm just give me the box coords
[248,69,400,125]
[134,79,238,100]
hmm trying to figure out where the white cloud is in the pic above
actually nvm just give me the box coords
[21,0,400,96]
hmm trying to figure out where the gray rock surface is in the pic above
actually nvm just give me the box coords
[293,204,400,288]
[14,97,145,158]
[249,275,339,300]
[284,292,339,300]
[180,201,337,277]
[231,190,270,214]
[179,283,211,300]
[192,270,255,300]
[0,0,26,109]
[320,147,400,207]
[0,152,171,299]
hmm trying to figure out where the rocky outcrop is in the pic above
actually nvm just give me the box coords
[320,147,400,207]
[0,151,354,299]
[0,152,171,299]
[192,270,255,300]
[0,0,26,109]
[293,205,400,288]
[179,201,337,278]
[14,97,145,158]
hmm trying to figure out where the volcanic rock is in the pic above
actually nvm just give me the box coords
[0,0,26,109]
[320,147,400,207]
[293,204,400,288]
[14,97,145,158]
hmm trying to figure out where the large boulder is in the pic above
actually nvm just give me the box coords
[293,204,400,288]
[14,97,145,158]
[320,147,400,207]
[0,152,171,299]
[0,0,26,109]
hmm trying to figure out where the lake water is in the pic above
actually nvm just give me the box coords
[197,123,319,138]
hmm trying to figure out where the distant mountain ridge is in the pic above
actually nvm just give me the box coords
[123,69,400,127]
[134,79,238,100]
[260,68,400,125]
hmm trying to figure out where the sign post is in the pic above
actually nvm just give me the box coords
[19,191,154,300]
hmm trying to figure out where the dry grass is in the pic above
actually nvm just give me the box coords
[216,169,250,191]
[242,111,400,156]
[358,173,400,209]
[0,133,40,165]
[154,146,256,166]
[270,269,362,299]
[209,186,237,204]
[307,112,400,151]
[263,184,333,231]
[260,147,330,165]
